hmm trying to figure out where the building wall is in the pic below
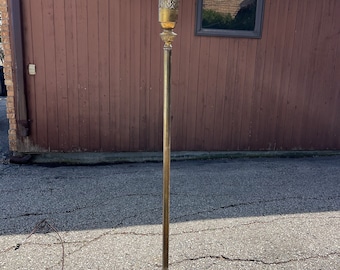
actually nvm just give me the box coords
[0,0,17,151]
[13,0,340,152]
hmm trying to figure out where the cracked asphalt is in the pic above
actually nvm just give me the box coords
[1,98,340,269]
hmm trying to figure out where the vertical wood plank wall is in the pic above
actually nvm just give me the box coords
[20,0,340,152]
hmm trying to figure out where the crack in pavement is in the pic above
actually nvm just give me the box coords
[0,165,13,173]
[30,207,163,269]
[168,214,340,239]
[1,193,160,221]
[44,228,162,270]
[172,191,340,199]
[172,195,340,221]
[172,252,340,266]
[0,187,58,194]
[170,219,289,236]
[1,227,155,267]
[1,245,16,253]
[2,214,339,268]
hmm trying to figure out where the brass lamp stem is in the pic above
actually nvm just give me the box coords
[158,1,179,269]
[161,29,176,270]
[163,45,170,268]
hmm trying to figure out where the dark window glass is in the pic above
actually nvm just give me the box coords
[196,0,265,38]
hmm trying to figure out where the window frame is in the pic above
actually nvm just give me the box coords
[195,0,265,38]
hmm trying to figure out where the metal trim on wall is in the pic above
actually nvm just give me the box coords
[9,0,29,137]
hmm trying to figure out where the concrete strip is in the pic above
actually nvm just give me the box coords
[29,150,340,165]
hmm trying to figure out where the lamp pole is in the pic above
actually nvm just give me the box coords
[158,1,179,269]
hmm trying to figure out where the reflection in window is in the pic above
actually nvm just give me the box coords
[196,0,264,38]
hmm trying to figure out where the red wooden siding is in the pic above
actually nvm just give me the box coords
[20,0,340,152]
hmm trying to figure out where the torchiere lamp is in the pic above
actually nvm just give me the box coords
[158,0,179,269]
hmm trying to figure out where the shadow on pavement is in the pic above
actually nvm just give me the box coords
[0,156,339,235]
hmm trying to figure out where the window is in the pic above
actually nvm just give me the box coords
[196,0,265,38]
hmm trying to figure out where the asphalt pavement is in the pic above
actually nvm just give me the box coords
[0,98,340,269]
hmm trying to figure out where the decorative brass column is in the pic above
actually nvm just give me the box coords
[159,1,179,269]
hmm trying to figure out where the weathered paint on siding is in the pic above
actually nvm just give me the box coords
[19,0,340,152]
